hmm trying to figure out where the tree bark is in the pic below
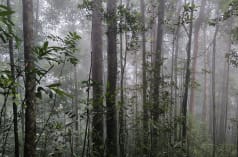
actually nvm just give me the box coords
[218,17,232,145]
[152,0,165,156]
[181,0,194,148]
[91,0,104,156]
[22,0,36,157]
[7,0,19,157]
[202,26,209,123]
[119,1,126,156]
[140,0,149,156]
[212,15,219,157]
[106,0,118,156]
[189,0,206,114]
[73,66,79,154]
[236,97,238,157]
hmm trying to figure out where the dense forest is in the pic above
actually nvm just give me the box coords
[0,0,238,157]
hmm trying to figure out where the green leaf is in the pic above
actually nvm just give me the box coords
[0,10,14,17]
[50,87,73,98]
[43,41,49,50]
[46,82,61,88]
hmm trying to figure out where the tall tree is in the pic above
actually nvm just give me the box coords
[91,0,104,156]
[22,0,36,157]
[140,0,149,156]
[152,0,165,156]
[7,0,19,157]
[119,1,126,157]
[73,66,79,154]
[218,16,232,144]
[212,12,219,157]
[106,0,118,156]
[189,0,206,113]
[202,25,209,123]
[181,0,194,148]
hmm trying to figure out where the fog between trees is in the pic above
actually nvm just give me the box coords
[0,0,238,157]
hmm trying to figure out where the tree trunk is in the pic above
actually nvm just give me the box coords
[34,0,39,42]
[181,0,194,148]
[202,25,209,123]
[189,0,206,114]
[119,0,126,156]
[140,0,149,156]
[22,0,36,156]
[172,3,183,142]
[91,0,104,156]
[152,0,165,156]
[7,0,19,157]
[218,17,232,145]
[212,16,219,157]
[74,66,79,154]
[236,97,238,157]
[106,0,118,156]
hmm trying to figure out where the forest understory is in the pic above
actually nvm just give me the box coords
[0,0,238,157]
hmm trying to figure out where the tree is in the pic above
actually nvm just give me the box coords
[190,0,206,114]
[212,9,219,157]
[7,0,19,156]
[119,1,126,157]
[202,24,209,123]
[91,0,104,156]
[106,0,118,156]
[152,0,165,156]
[140,0,149,156]
[181,0,194,149]
[22,0,36,156]
[73,66,79,154]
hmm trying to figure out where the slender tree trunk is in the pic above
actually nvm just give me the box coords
[149,6,156,155]
[237,123,238,157]
[121,1,129,152]
[189,0,206,114]
[218,40,231,144]
[236,97,238,157]
[119,0,125,156]
[74,66,79,154]
[140,0,149,156]
[91,0,104,156]
[7,0,19,157]
[181,0,194,148]
[2,122,12,157]
[173,4,182,142]
[22,0,36,156]
[134,49,141,156]
[152,0,165,156]
[223,18,232,144]
[106,0,118,156]
[170,18,176,153]
[34,0,39,42]
[224,57,230,138]
[212,17,219,157]
[202,26,209,123]
[1,92,8,157]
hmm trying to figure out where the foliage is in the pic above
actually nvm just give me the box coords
[1,0,238,157]
[34,32,80,99]
[78,0,93,13]
[0,5,16,96]
[181,2,197,25]
[0,5,15,43]
[0,70,13,93]
[226,50,238,67]
[117,5,142,34]
[37,32,80,65]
